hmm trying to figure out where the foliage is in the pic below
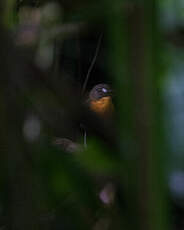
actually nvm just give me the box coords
[0,0,183,229]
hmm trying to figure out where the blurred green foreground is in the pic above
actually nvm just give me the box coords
[0,0,184,229]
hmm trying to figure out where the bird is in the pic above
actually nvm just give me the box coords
[79,83,115,148]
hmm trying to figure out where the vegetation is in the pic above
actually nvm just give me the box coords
[0,0,183,229]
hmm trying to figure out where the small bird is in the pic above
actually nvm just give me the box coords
[81,83,115,148]
[87,83,114,120]
[81,83,115,146]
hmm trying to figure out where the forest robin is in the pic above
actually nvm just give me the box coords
[82,83,115,145]
[87,83,114,120]
[79,83,115,148]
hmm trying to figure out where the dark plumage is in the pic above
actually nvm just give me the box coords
[89,84,112,101]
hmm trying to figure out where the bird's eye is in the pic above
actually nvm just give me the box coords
[102,88,107,93]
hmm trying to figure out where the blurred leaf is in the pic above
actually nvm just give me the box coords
[77,138,119,175]
[2,0,16,28]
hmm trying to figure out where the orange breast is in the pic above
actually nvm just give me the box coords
[89,96,114,118]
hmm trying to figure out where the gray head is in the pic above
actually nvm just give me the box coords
[89,84,112,100]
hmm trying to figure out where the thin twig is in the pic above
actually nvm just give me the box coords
[81,33,103,94]
[84,129,87,148]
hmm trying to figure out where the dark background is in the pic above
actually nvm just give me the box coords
[0,0,184,229]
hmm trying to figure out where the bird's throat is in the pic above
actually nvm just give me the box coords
[89,96,114,118]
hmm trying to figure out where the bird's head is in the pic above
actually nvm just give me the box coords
[89,84,112,101]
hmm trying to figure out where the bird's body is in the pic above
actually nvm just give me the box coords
[89,96,114,119]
